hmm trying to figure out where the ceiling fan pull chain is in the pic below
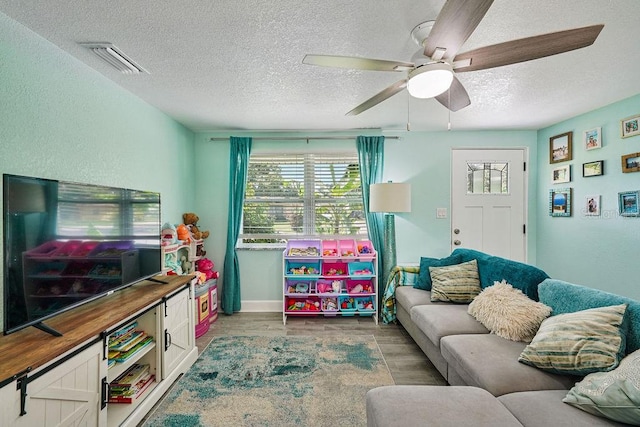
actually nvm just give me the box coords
[447,89,452,131]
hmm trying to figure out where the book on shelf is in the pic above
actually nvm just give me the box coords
[111,321,137,338]
[113,336,154,363]
[111,363,150,387]
[109,330,146,351]
[109,373,155,404]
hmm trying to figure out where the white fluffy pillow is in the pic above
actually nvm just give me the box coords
[468,280,552,342]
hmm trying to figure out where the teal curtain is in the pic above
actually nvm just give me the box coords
[221,136,252,315]
[356,136,385,308]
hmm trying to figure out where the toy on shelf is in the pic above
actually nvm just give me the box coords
[322,297,338,311]
[287,299,320,311]
[161,223,178,246]
[289,246,320,257]
[176,224,191,244]
[183,212,210,241]
[289,266,319,275]
[340,297,356,310]
[196,258,218,281]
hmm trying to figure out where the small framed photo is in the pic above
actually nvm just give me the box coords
[584,127,602,150]
[582,160,603,177]
[584,195,601,216]
[621,152,640,173]
[618,191,640,217]
[549,132,572,164]
[551,164,571,184]
[621,114,640,138]
[549,188,572,217]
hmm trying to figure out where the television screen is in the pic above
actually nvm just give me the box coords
[3,174,161,335]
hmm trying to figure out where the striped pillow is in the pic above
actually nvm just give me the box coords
[429,259,480,303]
[518,304,628,375]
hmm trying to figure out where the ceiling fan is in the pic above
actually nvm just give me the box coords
[303,0,604,115]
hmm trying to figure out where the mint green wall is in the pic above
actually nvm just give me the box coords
[0,12,195,332]
[194,130,539,306]
[536,94,640,299]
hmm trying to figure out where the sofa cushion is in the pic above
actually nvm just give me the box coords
[430,260,481,303]
[518,304,628,376]
[539,279,640,354]
[563,348,640,425]
[411,304,488,349]
[451,248,549,301]
[440,334,577,396]
[366,385,523,427]
[498,390,629,426]
[395,286,434,312]
[468,280,552,342]
[415,253,463,291]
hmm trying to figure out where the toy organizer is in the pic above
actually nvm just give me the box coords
[282,239,377,324]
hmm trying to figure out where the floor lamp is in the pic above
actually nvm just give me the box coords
[369,182,411,293]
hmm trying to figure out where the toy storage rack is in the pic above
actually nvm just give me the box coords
[282,239,377,325]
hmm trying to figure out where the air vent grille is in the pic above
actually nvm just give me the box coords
[79,42,148,75]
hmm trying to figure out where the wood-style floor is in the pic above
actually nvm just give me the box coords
[197,312,446,386]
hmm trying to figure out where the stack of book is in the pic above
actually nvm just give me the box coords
[108,322,154,365]
[109,363,155,404]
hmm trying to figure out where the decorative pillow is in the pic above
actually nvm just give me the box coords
[414,253,463,291]
[429,259,480,303]
[563,348,640,426]
[518,304,628,376]
[468,280,552,342]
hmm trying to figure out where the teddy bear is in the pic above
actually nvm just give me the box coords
[183,212,210,240]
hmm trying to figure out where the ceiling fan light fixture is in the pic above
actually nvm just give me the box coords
[407,62,454,98]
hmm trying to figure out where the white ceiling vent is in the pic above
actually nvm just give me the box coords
[79,42,148,74]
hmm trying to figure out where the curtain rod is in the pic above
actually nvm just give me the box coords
[208,136,400,142]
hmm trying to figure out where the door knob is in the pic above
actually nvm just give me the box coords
[453,240,461,246]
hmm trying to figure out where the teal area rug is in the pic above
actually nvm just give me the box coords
[144,335,394,426]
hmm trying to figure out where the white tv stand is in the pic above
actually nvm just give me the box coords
[0,275,198,427]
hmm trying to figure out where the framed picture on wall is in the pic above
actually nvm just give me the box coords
[549,188,572,217]
[584,127,602,150]
[551,164,571,184]
[618,191,640,217]
[621,114,640,138]
[584,195,601,216]
[621,152,640,173]
[582,160,604,177]
[549,132,572,164]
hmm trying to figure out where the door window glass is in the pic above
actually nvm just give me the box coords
[466,162,509,194]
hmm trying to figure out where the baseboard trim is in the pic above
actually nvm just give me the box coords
[240,300,281,312]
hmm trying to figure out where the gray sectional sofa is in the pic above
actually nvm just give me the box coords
[367,249,640,426]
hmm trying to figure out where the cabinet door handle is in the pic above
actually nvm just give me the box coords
[165,329,172,351]
[101,377,109,409]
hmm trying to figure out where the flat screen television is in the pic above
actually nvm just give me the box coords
[3,174,162,336]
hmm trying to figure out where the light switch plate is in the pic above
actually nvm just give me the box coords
[436,208,447,219]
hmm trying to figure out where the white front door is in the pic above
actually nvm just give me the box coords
[451,148,527,261]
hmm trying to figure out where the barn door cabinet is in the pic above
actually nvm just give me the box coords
[0,275,197,427]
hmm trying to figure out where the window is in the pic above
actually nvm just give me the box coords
[241,152,367,246]
[466,162,509,194]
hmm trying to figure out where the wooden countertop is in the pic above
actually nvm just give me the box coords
[0,275,193,386]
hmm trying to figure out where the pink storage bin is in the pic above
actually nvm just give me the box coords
[70,241,99,258]
[286,239,321,257]
[25,241,64,258]
[51,240,83,258]
[321,240,339,257]
[346,279,374,294]
[356,240,375,259]
[321,261,348,277]
[285,296,321,313]
[316,279,342,294]
[338,239,357,257]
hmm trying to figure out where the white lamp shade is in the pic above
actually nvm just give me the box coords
[406,62,454,99]
[369,182,411,213]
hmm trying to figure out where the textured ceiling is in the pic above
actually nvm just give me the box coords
[1,0,639,132]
